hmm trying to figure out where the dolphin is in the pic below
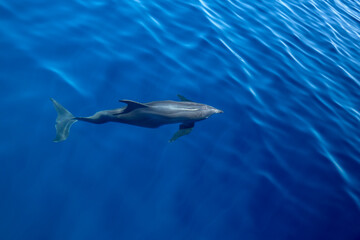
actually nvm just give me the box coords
[50,95,223,142]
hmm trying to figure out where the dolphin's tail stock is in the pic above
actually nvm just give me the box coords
[50,98,78,142]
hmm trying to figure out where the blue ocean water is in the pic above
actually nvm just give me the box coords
[1,0,360,239]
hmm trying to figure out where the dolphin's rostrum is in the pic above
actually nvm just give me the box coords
[51,95,223,142]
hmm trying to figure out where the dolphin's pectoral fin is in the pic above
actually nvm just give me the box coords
[169,122,195,142]
[177,94,193,102]
[118,100,148,114]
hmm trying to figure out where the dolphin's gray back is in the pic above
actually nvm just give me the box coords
[113,100,206,128]
[146,101,204,114]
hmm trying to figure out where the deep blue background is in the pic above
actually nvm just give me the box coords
[1,0,360,239]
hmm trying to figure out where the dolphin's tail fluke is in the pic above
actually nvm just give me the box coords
[50,98,78,142]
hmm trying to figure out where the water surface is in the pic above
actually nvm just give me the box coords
[0,0,359,239]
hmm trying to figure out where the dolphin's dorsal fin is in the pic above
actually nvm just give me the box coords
[177,94,193,102]
[119,100,148,113]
